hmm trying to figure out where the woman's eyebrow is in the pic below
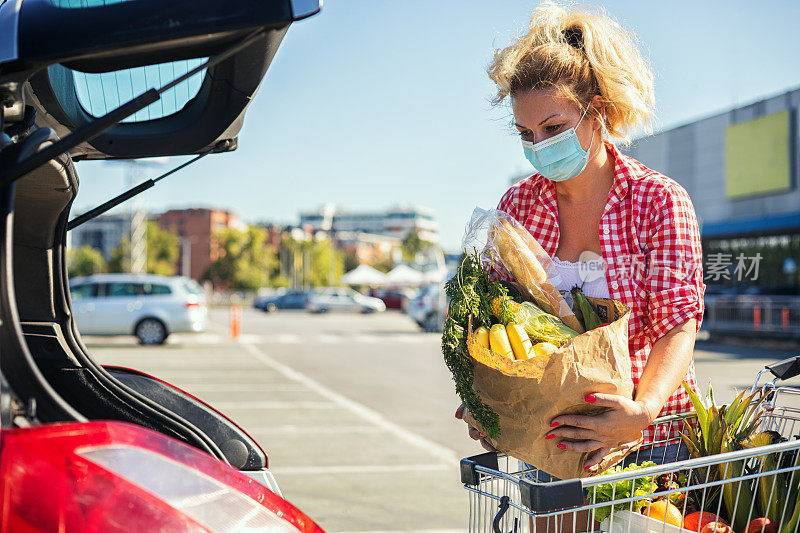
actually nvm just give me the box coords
[538,113,560,125]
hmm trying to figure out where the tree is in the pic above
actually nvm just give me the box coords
[401,230,433,262]
[147,221,179,276]
[67,246,107,278]
[281,236,344,288]
[204,226,279,291]
[107,221,180,275]
[107,237,130,273]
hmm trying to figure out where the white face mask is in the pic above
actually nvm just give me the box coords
[521,106,593,182]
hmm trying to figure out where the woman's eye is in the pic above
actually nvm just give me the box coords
[518,130,534,141]
[545,124,564,133]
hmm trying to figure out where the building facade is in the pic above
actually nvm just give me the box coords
[300,204,439,243]
[624,87,800,289]
[157,208,248,281]
[69,213,129,260]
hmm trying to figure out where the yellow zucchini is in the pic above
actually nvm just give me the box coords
[489,324,514,360]
[506,322,532,360]
[474,326,490,349]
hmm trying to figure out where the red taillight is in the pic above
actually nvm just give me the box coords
[0,422,324,533]
[185,302,200,308]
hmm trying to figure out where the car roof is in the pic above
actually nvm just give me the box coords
[69,273,189,284]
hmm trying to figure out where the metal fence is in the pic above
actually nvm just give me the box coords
[704,295,800,338]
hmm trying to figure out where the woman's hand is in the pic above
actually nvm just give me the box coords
[546,393,654,471]
[455,404,497,453]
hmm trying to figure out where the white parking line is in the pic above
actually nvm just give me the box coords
[241,343,459,465]
[211,401,341,410]
[186,384,308,392]
[275,334,301,344]
[270,464,453,475]
[246,425,384,435]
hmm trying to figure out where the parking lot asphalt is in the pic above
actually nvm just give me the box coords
[86,307,798,532]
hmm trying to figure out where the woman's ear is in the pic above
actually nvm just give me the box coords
[590,95,605,131]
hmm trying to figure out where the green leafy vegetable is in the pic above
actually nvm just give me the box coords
[442,249,509,439]
[591,461,657,522]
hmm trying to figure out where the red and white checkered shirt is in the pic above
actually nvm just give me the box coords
[495,140,705,443]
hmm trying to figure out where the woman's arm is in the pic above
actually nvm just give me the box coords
[546,318,697,471]
[634,318,697,424]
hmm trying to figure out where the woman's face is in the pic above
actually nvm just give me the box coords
[511,87,599,149]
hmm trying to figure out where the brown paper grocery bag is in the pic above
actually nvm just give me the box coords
[462,305,639,480]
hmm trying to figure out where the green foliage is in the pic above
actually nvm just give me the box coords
[146,221,178,276]
[441,250,509,439]
[107,237,130,273]
[281,237,344,287]
[593,461,658,522]
[204,226,278,291]
[67,245,107,277]
[401,230,433,262]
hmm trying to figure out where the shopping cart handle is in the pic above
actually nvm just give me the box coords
[460,452,499,486]
[766,356,800,381]
[520,477,584,514]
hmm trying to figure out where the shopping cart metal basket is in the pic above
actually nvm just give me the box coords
[460,356,800,533]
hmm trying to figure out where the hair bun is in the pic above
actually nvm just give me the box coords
[563,27,584,50]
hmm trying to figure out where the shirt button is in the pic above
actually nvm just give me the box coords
[610,281,619,290]
[603,228,610,235]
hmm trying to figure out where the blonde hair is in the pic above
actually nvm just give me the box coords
[488,2,654,142]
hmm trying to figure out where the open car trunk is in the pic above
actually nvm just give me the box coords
[0,0,320,473]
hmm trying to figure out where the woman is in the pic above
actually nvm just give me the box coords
[456,2,705,473]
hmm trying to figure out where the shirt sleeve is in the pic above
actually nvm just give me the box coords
[644,183,705,341]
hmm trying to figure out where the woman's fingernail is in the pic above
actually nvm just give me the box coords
[585,394,596,404]
[584,465,593,471]
[550,422,559,427]
[479,433,486,437]
[557,444,567,450]
[545,434,555,440]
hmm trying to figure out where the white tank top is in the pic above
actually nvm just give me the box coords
[550,256,611,299]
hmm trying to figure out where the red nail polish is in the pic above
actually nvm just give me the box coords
[550,422,559,427]
[585,394,596,404]
[557,444,566,450]
[545,434,555,440]
[585,466,592,471]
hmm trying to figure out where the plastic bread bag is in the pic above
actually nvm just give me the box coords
[462,207,584,333]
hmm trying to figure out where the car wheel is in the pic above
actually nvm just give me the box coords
[135,318,168,345]
[265,303,277,313]
[361,307,375,314]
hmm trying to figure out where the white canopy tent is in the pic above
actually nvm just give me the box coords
[384,264,425,287]
[340,264,388,286]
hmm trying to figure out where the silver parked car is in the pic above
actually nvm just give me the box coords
[69,273,208,345]
[307,287,386,314]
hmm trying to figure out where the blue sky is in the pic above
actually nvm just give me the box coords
[72,1,800,252]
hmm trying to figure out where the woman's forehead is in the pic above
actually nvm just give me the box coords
[511,88,579,126]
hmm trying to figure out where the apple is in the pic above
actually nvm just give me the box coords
[700,522,733,533]
[744,518,778,533]
[683,512,727,532]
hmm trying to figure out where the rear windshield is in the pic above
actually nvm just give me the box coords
[181,280,204,295]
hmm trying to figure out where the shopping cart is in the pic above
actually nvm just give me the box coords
[460,356,800,532]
